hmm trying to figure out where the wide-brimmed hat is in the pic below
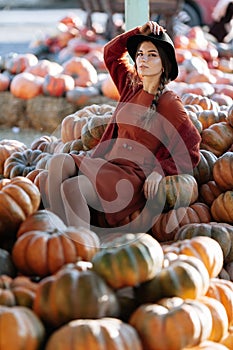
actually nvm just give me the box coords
[126,32,178,80]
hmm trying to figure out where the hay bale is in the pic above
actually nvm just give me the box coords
[0,91,26,127]
[26,95,77,133]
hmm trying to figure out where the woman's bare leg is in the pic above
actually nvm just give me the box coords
[61,174,101,229]
[47,153,77,223]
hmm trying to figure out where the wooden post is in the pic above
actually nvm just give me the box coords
[124,0,150,30]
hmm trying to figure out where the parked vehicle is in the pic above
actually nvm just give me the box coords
[181,0,219,27]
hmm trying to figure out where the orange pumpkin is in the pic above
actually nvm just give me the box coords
[0,177,41,247]
[162,236,224,278]
[200,121,233,157]
[151,202,211,242]
[10,72,44,99]
[0,72,10,91]
[12,221,100,277]
[25,58,63,77]
[129,297,213,350]
[5,53,38,74]
[62,56,98,87]
[42,73,75,97]
[212,151,233,191]
[211,190,233,224]
[101,74,120,100]
[0,305,45,349]
[199,180,223,206]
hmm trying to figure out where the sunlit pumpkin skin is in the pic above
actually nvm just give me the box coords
[185,109,203,134]
[62,56,98,87]
[0,139,27,175]
[220,326,233,349]
[212,151,233,191]
[0,177,41,246]
[183,340,229,349]
[101,74,120,100]
[206,278,233,330]
[197,296,228,343]
[151,202,211,242]
[129,297,213,350]
[162,236,224,278]
[0,275,37,308]
[92,233,164,289]
[3,149,49,178]
[199,180,222,206]
[5,53,38,74]
[33,268,120,328]
[0,305,45,350]
[135,255,209,303]
[152,174,199,213]
[181,93,219,111]
[42,73,75,97]
[174,222,233,262]
[197,109,227,130]
[45,317,143,350]
[193,150,218,185]
[25,58,63,77]
[10,72,44,99]
[12,225,100,277]
[200,121,233,157]
[211,190,233,224]
[61,103,114,143]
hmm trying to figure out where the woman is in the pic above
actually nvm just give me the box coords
[46,21,201,233]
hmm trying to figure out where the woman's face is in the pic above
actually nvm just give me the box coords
[135,41,163,78]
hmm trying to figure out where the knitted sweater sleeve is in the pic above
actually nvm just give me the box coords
[103,27,140,95]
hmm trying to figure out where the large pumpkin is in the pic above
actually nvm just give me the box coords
[0,177,41,247]
[33,267,120,327]
[151,202,211,242]
[135,254,210,303]
[211,190,233,224]
[199,180,222,207]
[200,121,233,157]
[10,72,44,99]
[92,233,164,289]
[151,174,199,213]
[0,275,37,308]
[3,149,49,178]
[62,56,98,87]
[193,150,218,185]
[174,222,233,262]
[12,222,100,277]
[45,317,143,350]
[61,103,114,143]
[129,297,213,350]
[212,151,233,191]
[162,236,224,278]
[0,139,27,175]
[0,305,45,350]
[42,73,75,97]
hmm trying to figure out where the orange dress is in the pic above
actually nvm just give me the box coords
[71,28,201,227]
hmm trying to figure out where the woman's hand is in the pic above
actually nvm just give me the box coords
[139,21,166,36]
[143,171,163,200]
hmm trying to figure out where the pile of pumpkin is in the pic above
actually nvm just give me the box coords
[0,92,233,349]
[0,14,232,107]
